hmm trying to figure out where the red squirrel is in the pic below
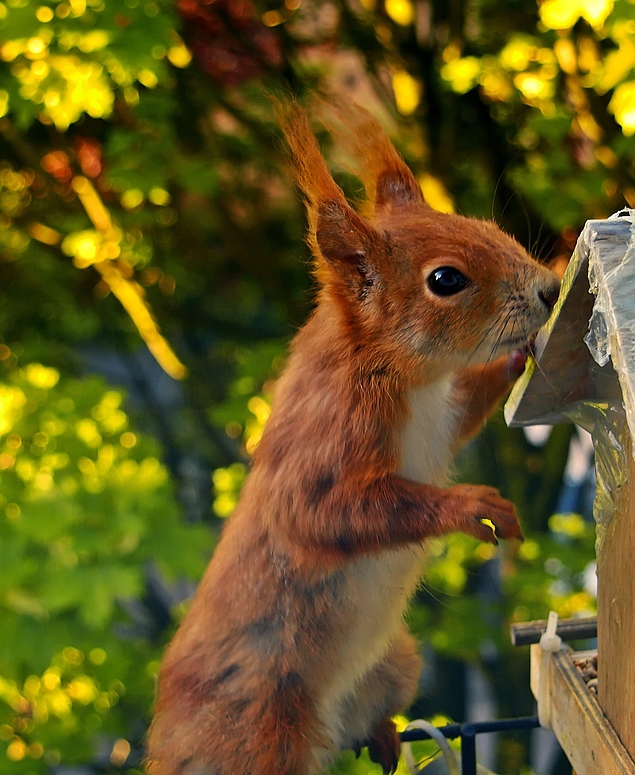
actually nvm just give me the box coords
[146,102,560,775]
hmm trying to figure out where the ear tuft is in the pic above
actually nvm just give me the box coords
[275,99,347,215]
[317,97,427,212]
[276,100,389,298]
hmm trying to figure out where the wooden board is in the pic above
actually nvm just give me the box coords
[530,645,635,775]
[597,441,635,755]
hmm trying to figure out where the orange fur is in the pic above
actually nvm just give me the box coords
[146,102,560,775]
[453,350,527,445]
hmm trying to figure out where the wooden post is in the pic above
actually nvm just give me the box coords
[597,440,635,753]
[506,211,635,770]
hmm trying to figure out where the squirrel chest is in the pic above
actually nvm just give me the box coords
[397,376,457,486]
[335,375,458,659]
[323,374,458,671]
[315,376,457,752]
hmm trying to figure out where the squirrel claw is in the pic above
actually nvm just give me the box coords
[450,484,523,544]
[366,717,400,775]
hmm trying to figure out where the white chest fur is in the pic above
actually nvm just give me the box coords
[398,376,457,485]
[314,376,459,761]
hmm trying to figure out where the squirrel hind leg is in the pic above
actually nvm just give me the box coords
[148,670,318,775]
[339,627,421,769]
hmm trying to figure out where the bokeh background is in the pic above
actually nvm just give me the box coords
[0,0,630,772]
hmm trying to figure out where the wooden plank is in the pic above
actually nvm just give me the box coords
[530,645,635,775]
[597,442,635,756]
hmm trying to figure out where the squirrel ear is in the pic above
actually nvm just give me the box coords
[315,199,381,296]
[375,166,425,209]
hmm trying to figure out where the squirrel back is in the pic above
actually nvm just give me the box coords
[146,101,560,775]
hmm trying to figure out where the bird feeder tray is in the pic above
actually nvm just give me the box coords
[529,645,635,775]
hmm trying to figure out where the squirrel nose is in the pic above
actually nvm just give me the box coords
[538,282,560,310]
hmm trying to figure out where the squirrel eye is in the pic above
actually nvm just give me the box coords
[427,266,469,296]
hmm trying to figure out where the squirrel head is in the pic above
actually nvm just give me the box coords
[279,100,560,376]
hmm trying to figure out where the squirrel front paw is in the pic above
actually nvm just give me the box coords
[449,484,523,543]
[508,347,528,380]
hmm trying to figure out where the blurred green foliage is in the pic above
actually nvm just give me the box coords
[0,0,630,771]
[0,363,211,773]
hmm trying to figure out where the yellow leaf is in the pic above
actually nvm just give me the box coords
[418,174,455,213]
[392,70,421,114]
[609,79,635,135]
[441,57,480,94]
[539,0,613,31]
[385,0,414,26]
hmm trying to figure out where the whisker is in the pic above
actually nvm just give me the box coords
[491,157,517,223]
[530,221,545,258]
[511,304,566,404]
[418,579,462,606]
[499,191,516,226]
[454,308,515,436]
[532,227,557,266]
[521,196,532,256]
[527,344,566,404]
